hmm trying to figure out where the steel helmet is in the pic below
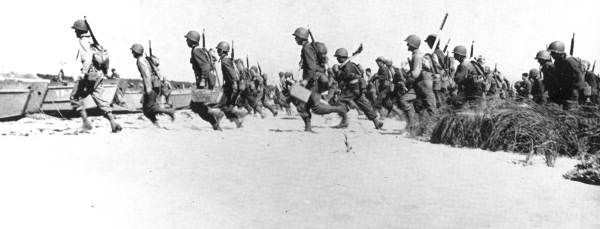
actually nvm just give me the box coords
[185,30,201,43]
[292,27,309,40]
[130,43,144,55]
[529,68,540,78]
[405,34,421,49]
[452,45,467,57]
[71,19,89,32]
[216,41,230,52]
[425,34,437,43]
[547,41,565,54]
[334,48,348,58]
[534,50,551,60]
[384,59,393,66]
[375,56,386,62]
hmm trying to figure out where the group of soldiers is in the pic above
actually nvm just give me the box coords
[515,42,600,109]
[68,17,597,133]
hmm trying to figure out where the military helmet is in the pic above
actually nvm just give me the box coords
[384,59,393,66]
[185,30,201,43]
[452,45,467,57]
[71,19,89,32]
[535,50,551,61]
[293,27,309,40]
[375,56,386,63]
[425,34,437,43]
[216,41,230,52]
[547,41,565,54]
[405,34,421,49]
[334,48,348,58]
[529,68,540,78]
[130,43,144,55]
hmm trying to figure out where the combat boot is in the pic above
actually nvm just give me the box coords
[303,117,313,132]
[208,108,224,131]
[372,118,384,130]
[333,112,349,129]
[105,112,122,133]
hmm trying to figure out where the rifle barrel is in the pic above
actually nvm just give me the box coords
[569,33,575,56]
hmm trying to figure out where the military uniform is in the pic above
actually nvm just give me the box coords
[336,62,378,121]
[554,57,586,109]
[134,53,174,124]
[300,42,325,92]
[219,56,244,122]
[454,60,485,107]
[189,41,224,130]
[70,21,121,133]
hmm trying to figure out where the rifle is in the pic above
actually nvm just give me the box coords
[231,40,235,59]
[430,13,449,55]
[339,43,364,67]
[257,62,263,75]
[201,29,220,87]
[202,29,206,49]
[145,40,161,86]
[570,33,575,56]
[470,40,474,58]
[83,16,100,47]
[307,27,326,67]
[592,60,596,73]
[442,38,451,53]
[246,55,249,69]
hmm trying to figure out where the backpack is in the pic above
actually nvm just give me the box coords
[146,55,162,89]
[91,45,110,75]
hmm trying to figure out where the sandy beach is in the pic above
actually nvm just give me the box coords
[0,111,598,229]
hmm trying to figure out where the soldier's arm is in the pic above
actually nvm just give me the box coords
[302,45,319,79]
[192,48,212,78]
[221,58,239,82]
[454,63,467,85]
[137,60,153,94]
[409,53,422,80]
[78,38,94,74]
[567,58,586,89]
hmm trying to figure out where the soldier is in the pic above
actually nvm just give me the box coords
[185,30,225,130]
[370,57,391,116]
[242,65,266,117]
[405,34,436,116]
[109,68,120,79]
[70,19,121,133]
[333,48,384,129]
[452,45,485,108]
[291,28,348,131]
[216,41,246,127]
[425,35,449,107]
[382,59,405,118]
[257,73,278,117]
[518,73,532,99]
[547,41,586,110]
[528,68,545,104]
[535,50,559,104]
[293,27,324,92]
[130,43,175,127]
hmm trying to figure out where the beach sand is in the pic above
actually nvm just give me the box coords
[1,111,599,229]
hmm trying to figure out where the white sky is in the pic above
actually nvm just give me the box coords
[0,0,599,83]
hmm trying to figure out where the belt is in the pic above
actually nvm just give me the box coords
[348,79,359,84]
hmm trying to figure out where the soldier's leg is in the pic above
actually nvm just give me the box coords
[398,92,417,130]
[354,93,384,129]
[70,80,93,130]
[148,90,175,121]
[90,79,122,133]
[190,101,223,130]
[564,88,579,111]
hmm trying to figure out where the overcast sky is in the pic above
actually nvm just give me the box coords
[1,0,599,83]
